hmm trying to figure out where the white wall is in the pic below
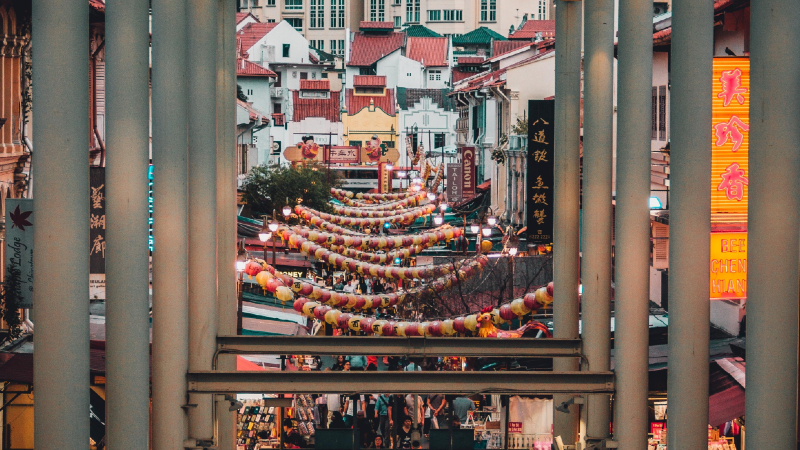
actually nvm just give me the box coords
[246,21,311,66]
[423,67,451,89]
[288,117,343,146]
[237,77,273,116]
[505,52,556,124]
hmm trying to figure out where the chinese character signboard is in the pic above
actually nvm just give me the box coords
[378,162,391,193]
[325,146,360,164]
[5,198,33,308]
[712,58,749,223]
[90,167,106,300]
[526,100,555,244]
[710,232,747,299]
[447,163,462,203]
[461,146,476,197]
[508,422,522,434]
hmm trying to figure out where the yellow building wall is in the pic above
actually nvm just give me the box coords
[4,383,33,450]
[343,104,400,164]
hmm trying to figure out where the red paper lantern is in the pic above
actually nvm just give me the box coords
[244,261,263,277]
[499,304,515,321]
[453,317,467,334]
[360,318,375,335]
[337,313,353,329]
[547,282,554,297]
[382,321,396,336]
[300,283,314,296]
[293,298,309,313]
[523,292,541,311]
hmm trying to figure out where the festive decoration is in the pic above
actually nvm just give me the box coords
[330,188,418,203]
[332,192,428,210]
[296,204,437,228]
[481,240,493,253]
[329,201,432,218]
[281,225,462,253]
[476,306,552,338]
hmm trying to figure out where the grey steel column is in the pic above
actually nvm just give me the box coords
[581,0,615,439]
[105,0,151,449]
[746,0,800,447]
[666,0,713,447]
[32,1,90,448]
[552,0,582,442]
[188,0,219,441]
[152,0,191,448]
[614,0,652,447]
[216,0,238,448]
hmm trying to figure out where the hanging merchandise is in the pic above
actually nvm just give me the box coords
[296,204,437,228]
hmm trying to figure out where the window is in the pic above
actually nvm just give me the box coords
[406,0,420,22]
[311,40,324,50]
[480,0,496,21]
[429,70,441,81]
[359,65,377,75]
[394,16,401,27]
[285,0,302,9]
[443,10,462,21]
[658,85,667,141]
[338,39,345,55]
[537,0,547,19]
[330,0,344,27]
[282,43,291,57]
[355,87,384,94]
[428,10,441,21]
[246,88,254,96]
[274,102,282,114]
[434,133,445,149]
[322,72,329,78]
[370,0,385,21]
[300,72,308,79]
[275,71,282,87]
[266,0,276,5]
[330,39,345,56]
[300,90,329,98]
[651,87,657,140]
[286,18,303,32]
[310,0,324,28]
[265,18,277,22]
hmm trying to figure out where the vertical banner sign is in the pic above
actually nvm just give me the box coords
[709,232,747,299]
[89,167,106,300]
[5,198,33,308]
[446,163,462,203]
[711,57,750,224]
[378,162,391,193]
[526,100,555,244]
[461,146,475,197]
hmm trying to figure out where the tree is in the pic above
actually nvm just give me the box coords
[240,163,342,218]
[237,84,248,102]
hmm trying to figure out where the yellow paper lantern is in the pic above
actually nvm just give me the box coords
[510,299,531,316]
[535,287,552,308]
[491,309,506,325]
[302,301,320,317]
[396,322,408,337]
[348,315,363,331]
[421,321,433,337]
[464,314,478,331]
[255,271,272,288]
[441,319,455,335]
[481,240,493,253]
[371,319,386,335]
[324,309,341,324]
[275,286,293,302]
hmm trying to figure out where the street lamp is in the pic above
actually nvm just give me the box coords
[282,205,292,218]
[268,219,279,265]
[433,214,444,226]
[386,163,394,171]
[259,217,272,262]
[427,192,436,201]
[508,247,518,256]
[470,223,480,234]
[482,227,492,237]
[440,203,448,212]
[397,170,407,178]
[487,216,497,226]
[236,239,247,334]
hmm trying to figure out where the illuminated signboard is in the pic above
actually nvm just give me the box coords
[710,232,747,299]
[712,58,750,223]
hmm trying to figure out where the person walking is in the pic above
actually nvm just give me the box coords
[451,396,476,423]
[375,394,392,438]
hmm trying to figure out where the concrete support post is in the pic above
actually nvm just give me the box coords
[152,0,191,448]
[746,1,800,447]
[581,0,615,439]
[31,1,90,448]
[105,1,151,449]
[216,0,238,448]
[552,0,582,442]
[614,0,653,447]
[666,0,713,447]
[188,0,219,441]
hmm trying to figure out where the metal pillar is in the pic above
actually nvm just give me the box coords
[32,1,90,448]
[666,0,713,447]
[188,0,219,441]
[614,0,653,447]
[152,0,191,447]
[552,0,583,443]
[746,1,800,447]
[216,0,238,448]
[582,0,615,439]
[105,1,151,449]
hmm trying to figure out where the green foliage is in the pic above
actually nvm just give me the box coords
[0,265,23,343]
[240,163,342,218]
[511,115,527,136]
[237,84,248,102]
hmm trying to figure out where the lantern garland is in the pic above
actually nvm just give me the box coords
[333,192,428,210]
[281,229,479,280]
[290,282,555,337]
[330,200,433,219]
[330,188,418,203]
[244,256,491,309]
[428,162,444,191]
[296,204,437,228]
[285,225,462,250]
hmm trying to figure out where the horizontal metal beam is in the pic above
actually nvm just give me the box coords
[187,371,614,395]
[216,335,583,358]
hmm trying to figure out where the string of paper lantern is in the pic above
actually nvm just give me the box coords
[334,192,429,210]
[330,200,433,218]
[330,188,418,203]
[428,162,444,191]
[296,204,437,228]
[290,282,555,337]
[282,225,462,251]
[243,256,490,309]
[280,229,479,280]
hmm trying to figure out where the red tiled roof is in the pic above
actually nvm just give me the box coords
[493,40,530,56]
[345,88,396,115]
[237,58,277,77]
[348,32,406,67]
[503,48,555,71]
[360,21,395,30]
[452,69,476,84]
[237,12,258,24]
[309,52,319,63]
[353,75,387,87]
[238,22,279,53]
[89,0,105,11]
[300,79,330,90]
[292,90,341,122]
[406,37,449,67]
[509,20,556,40]
[651,0,746,46]
[490,42,535,62]
[454,68,506,92]
[457,56,485,65]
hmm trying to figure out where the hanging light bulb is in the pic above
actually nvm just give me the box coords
[482,227,492,237]
[434,215,444,226]
[487,216,497,226]
[508,247,518,256]
[268,221,279,232]
[440,203,448,212]
[427,192,436,201]
[282,205,292,217]
[386,163,394,171]
[470,223,480,234]
[258,222,272,243]
[397,170,407,178]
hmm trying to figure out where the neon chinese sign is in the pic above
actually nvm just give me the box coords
[711,58,750,223]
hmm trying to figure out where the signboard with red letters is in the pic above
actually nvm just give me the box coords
[461,146,476,198]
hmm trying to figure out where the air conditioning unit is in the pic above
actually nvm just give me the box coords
[263,45,276,63]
